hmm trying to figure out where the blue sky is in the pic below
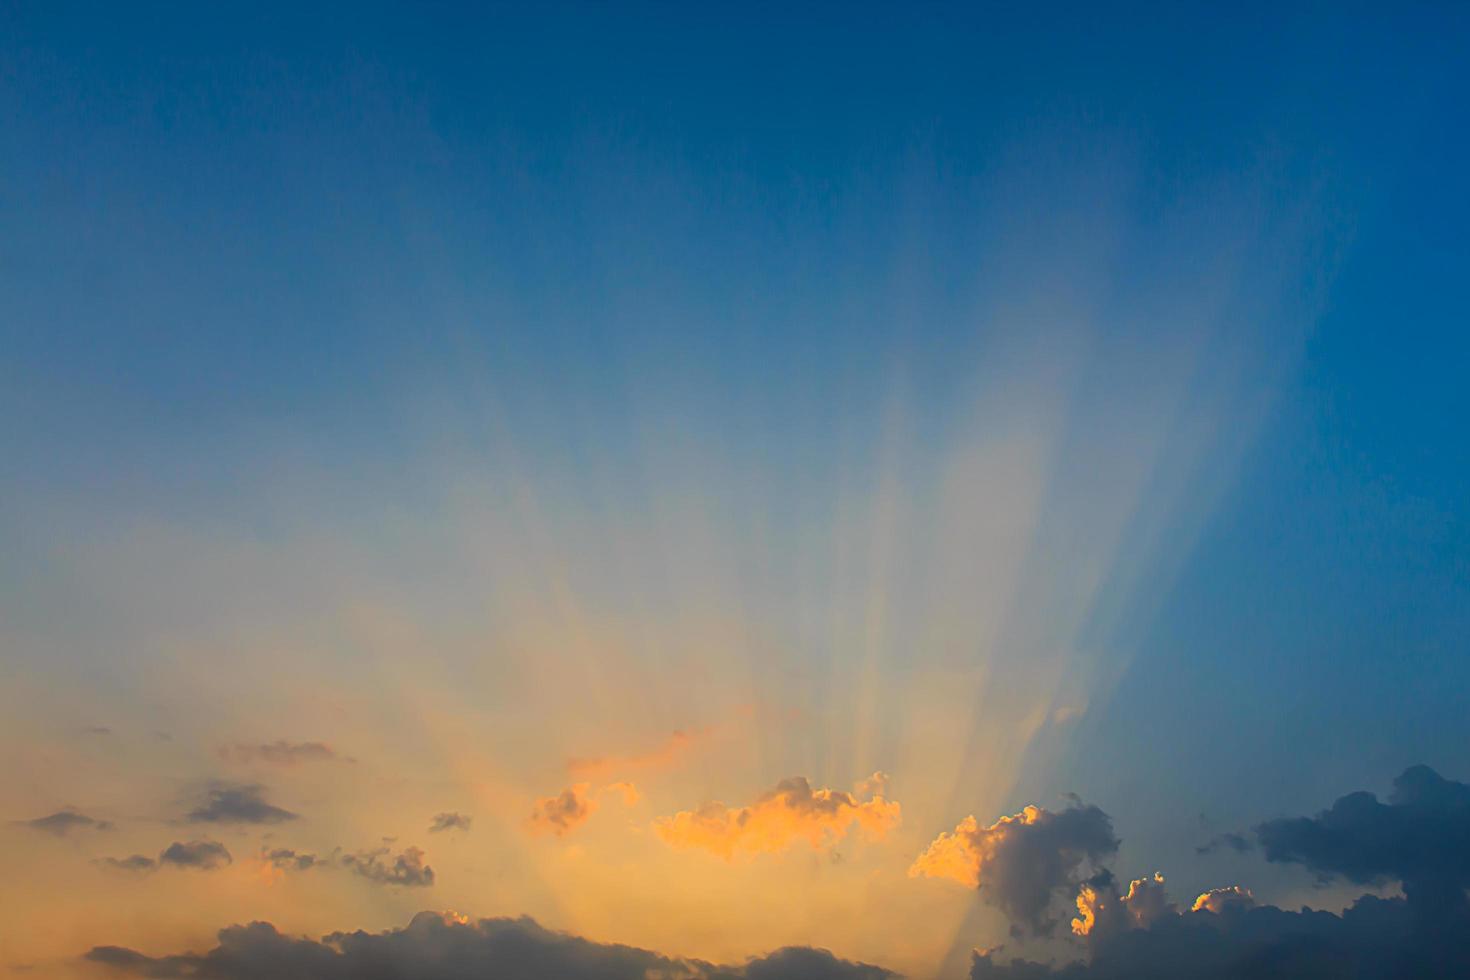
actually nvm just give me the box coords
[2,5,1469,977]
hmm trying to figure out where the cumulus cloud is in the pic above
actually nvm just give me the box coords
[16,808,113,836]
[909,803,1117,935]
[99,841,232,873]
[84,911,896,979]
[1071,873,1176,938]
[1256,764,1470,916]
[655,774,900,860]
[338,845,434,887]
[1190,886,1255,914]
[428,811,473,833]
[219,740,348,766]
[187,782,297,824]
[961,767,1470,978]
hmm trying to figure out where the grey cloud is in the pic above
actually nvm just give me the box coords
[429,811,472,833]
[187,783,297,824]
[1256,765,1470,917]
[17,809,113,836]
[159,840,232,869]
[84,912,896,979]
[98,854,158,873]
[98,841,231,873]
[911,803,1119,936]
[338,845,434,887]
[263,848,320,871]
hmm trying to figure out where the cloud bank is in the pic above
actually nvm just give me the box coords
[85,910,895,979]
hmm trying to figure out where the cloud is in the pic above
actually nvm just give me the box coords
[338,845,434,887]
[1190,886,1256,914]
[262,848,319,871]
[1255,764,1470,916]
[909,803,1117,935]
[1071,873,1175,938]
[566,728,705,780]
[655,774,900,860]
[98,854,158,873]
[98,841,232,873]
[528,784,598,837]
[186,782,297,824]
[160,840,233,869]
[961,768,1470,978]
[83,911,896,979]
[16,808,113,836]
[428,811,472,833]
[219,740,347,766]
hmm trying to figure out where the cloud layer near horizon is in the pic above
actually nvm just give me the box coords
[85,911,896,980]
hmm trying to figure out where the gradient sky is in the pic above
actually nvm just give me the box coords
[3,5,1468,979]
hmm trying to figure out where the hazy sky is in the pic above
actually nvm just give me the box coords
[3,5,1468,979]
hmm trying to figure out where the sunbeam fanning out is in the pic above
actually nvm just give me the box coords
[3,5,1469,979]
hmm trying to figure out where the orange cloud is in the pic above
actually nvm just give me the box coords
[654,773,900,859]
[566,729,705,780]
[1072,872,1174,937]
[1192,885,1256,914]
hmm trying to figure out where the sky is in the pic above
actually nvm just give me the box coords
[2,4,1469,979]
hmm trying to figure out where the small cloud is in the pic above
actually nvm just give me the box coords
[604,782,641,807]
[528,784,597,837]
[97,854,157,873]
[219,740,348,767]
[428,812,473,833]
[159,840,232,870]
[84,726,112,736]
[186,783,297,825]
[655,773,900,860]
[261,848,319,871]
[17,809,113,836]
[338,845,434,887]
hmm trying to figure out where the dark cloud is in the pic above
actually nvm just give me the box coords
[98,854,158,873]
[84,912,895,979]
[98,841,232,873]
[910,803,1119,936]
[186,783,297,825]
[159,840,232,870]
[954,767,1470,979]
[85,726,112,736]
[428,811,472,833]
[1256,764,1470,917]
[1195,832,1252,856]
[263,848,319,871]
[338,845,434,887]
[219,740,349,767]
[17,808,113,836]
[969,893,1469,979]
